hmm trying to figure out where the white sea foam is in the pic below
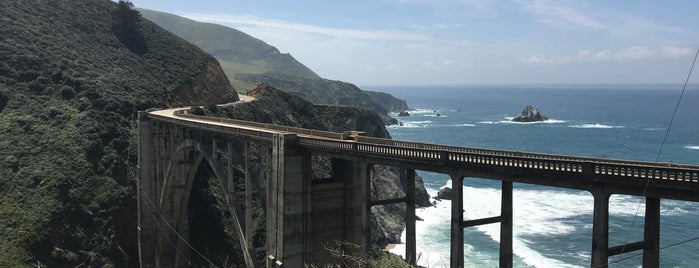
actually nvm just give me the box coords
[477,118,567,125]
[447,123,476,127]
[389,180,694,267]
[569,123,625,129]
[686,145,699,150]
[411,108,440,115]
[395,120,433,128]
[643,127,665,131]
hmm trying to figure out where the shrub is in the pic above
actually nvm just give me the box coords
[0,86,8,111]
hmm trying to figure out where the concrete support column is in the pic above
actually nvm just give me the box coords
[591,186,610,268]
[267,133,308,267]
[643,197,660,267]
[500,180,513,268]
[406,169,417,265]
[450,174,464,268]
[244,140,254,257]
[137,112,157,268]
[345,160,370,253]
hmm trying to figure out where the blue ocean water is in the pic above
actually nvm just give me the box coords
[370,85,699,267]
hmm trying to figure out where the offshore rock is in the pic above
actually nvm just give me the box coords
[398,111,410,116]
[436,187,452,200]
[512,105,548,122]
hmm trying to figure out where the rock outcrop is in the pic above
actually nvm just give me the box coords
[211,84,431,247]
[398,111,410,116]
[436,187,452,200]
[173,57,239,105]
[512,105,549,122]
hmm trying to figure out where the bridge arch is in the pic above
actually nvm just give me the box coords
[157,138,254,268]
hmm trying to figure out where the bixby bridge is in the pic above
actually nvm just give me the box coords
[137,107,699,268]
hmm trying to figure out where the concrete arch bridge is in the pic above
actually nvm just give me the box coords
[138,107,699,268]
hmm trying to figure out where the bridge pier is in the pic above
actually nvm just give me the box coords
[450,176,513,268]
[137,112,157,268]
[500,180,513,268]
[591,185,610,268]
[267,133,311,267]
[643,197,660,267]
[450,174,464,268]
[406,169,417,265]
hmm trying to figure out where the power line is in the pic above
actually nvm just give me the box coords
[614,47,699,265]
[125,104,218,268]
[605,236,699,266]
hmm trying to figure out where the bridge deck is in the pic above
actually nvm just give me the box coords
[147,108,699,201]
[143,107,699,268]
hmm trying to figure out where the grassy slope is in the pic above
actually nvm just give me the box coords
[139,9,410,118]
[138,8,320,91]
[0,0,233,266]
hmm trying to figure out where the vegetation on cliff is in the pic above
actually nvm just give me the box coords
[0,0,236,266]
[191,84,431,250]
[0,0,426,266]
[139,9,410,124]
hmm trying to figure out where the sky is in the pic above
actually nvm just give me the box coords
[129,0,698,86]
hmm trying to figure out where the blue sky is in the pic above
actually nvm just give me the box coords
[130,0,698,86]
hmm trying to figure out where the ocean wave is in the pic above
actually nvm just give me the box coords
[389,180,695,268]
[477,119,568,125]
[643,127,665,131]
[569,123,625,129]
[686,145,699,150]
[394,120,433,128]
[410,108,440,115]
[447,123,476,127]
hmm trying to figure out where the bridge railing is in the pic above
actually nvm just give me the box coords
[173,109,347,140]
[160,109,699,183]
[304,136,699,182]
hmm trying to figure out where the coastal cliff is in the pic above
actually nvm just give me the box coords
[0,0,236,266]
[172,57,238,105]
[0,0,425,265]
[202,83,431,247]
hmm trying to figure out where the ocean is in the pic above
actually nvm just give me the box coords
[368,85,699,267]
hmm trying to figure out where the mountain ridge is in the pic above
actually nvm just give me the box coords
[139,9,410,124]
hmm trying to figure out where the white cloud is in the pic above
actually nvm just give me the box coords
[517,0,605,28]
[180,13,429,41]
[519,46,695,65]
[659,46,695,57]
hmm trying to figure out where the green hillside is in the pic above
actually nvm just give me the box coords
[139,9,410,123]
[0,0,236,266]
[138,8,320,90]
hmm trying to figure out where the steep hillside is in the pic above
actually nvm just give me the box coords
[138,8,320,90]
[191,83,431,252]
[139,9,410,123]
[0,0,236,266]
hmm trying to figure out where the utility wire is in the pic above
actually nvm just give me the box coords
[125,102,218,267]
[614,48,699,265]
[604,236,699,266]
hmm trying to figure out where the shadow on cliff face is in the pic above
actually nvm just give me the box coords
[190,83,433,248]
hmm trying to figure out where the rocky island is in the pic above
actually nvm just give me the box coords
[512,105,549,122]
